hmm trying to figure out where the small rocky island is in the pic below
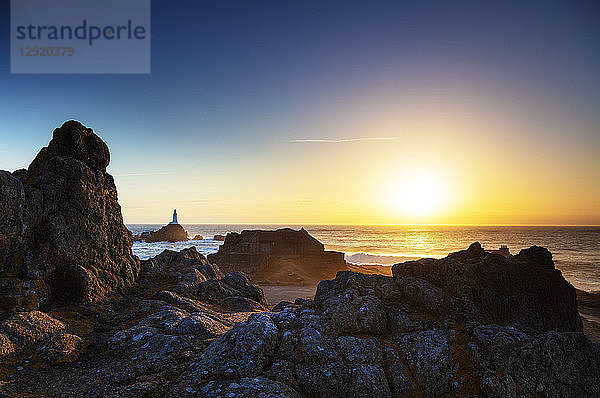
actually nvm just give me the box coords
[134,209,189,243]
[208,228,348,285]
[0,122,599,397]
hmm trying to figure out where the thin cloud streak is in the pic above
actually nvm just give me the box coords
[114,172,173,177]
[289,137,398,143]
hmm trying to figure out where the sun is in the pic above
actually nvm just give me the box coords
[388,170,446,218]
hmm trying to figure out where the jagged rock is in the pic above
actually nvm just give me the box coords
[109,323,191,373]
[175,312,236,338]
[106,291,255,379]
[314,271,401,334]
[336,335,383,364]
[0,311,66,346]
[141,247,206,273]
[0,121,139,312]
[95,248,265,383]
[392,241,582,333]
[272,301,294,312]
[472,326,599,396]
[213,234,226,241]
[198,262,225,280]
[35,333,83,365]
[192,234,204,241]
[144,223,189,243]
[299,326,338,364]
[0,310,80,366]
[139,247,217,298]
[208,228,348,285]
[198,271,269,311]
[391,329,456,396]
[219,296,268,312]
[264,359,301,392]
[0,333,16,358]
[222,272,268,307]
[151,290,214,313]
[196,377,302,398]
[199,280,243,302]
[172,314,280,394]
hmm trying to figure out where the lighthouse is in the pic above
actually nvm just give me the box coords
[170,209,178,224]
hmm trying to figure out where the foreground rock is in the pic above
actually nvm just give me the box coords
[0,121,139,314]
[392,242,582,334]
[208,228,348,285]
[2,243,598,397]
[0,247,269,395]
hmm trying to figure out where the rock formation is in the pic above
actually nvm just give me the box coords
[192,234,204,241]
[0,243,598,397]
[0,121,139,314]
[213,234,226,241]
[133,223,190,243]
[391,242,582,334]
[0,246,271,394]
[144,223,189,243]
[208,228,348,285]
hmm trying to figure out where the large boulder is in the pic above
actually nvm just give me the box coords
[0,310,84,366]
[392,242,582,333]
[314,271,400,334]
[170,314,280,395]
[140,247,217,297]
[198,271,269,311]
[0,121,139,313]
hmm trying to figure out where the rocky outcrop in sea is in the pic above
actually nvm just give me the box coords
[142,223,189,243]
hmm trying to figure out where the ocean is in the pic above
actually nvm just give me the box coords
[128,224,600,293]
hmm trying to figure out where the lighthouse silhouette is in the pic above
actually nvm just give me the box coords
[170,209,178,224]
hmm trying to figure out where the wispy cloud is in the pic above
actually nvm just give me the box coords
[114,172,173,177]
[289,137,397,143]
[190,199,223,204]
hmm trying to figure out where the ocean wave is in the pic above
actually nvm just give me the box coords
[344,252,421,266]
[132,238,223,260]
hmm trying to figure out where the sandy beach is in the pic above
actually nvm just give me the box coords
[577,289,600,342]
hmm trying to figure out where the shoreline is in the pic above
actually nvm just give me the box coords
[577,289,600,342]
[130,225,600,293]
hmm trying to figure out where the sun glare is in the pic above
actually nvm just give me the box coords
[389,170,446,218]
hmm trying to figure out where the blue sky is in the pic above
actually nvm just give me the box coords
[1,0,599,224]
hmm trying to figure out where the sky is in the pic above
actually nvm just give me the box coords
[0,0,599,225]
